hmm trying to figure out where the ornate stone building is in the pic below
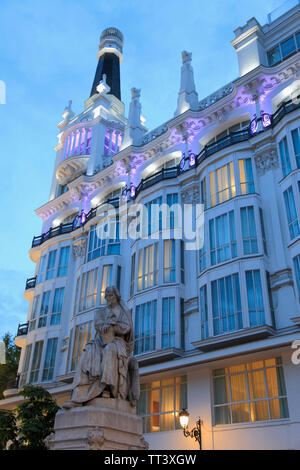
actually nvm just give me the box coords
[1,3,300,450]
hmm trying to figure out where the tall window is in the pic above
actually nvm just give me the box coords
[79,268,98,312]
[38,291,51,328]
[71,321,93,371]
[200,178,207,209]
[57,246,70,277]
[283,186,300,240]
[42,338,58,381]
[29,295,40,332]
[167,193,179,229]
[138,376,187,433]
[209,211,237,265]
[46,250,57,280]
[259,208,268,255]
[143,197,162,236]
[50,287,65,325]
[163,240,176,283]
[100,265,113,304]
[19,344,32,387]
[213,358,289,425]
[291,128,300,168]
[245,270,265,327]
[240,206,258,255]
[87,220,120,261]
[137,244,159,291]
[134,300,157,355]
[200,285,208,339]
[209,162,236,207]
[29,341,44,383]
[37,255,46,284]
[130,253,136,296]
[162,297,175,348]
[211,274,242,336]
[180,240,185,284]
[293,255,300,300]
[239,159,255,194]
[279,137,292,177]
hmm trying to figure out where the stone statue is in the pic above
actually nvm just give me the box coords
[63,286,139,409]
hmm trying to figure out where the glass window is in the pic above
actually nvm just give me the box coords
[100,265,113,304]
[130,253,136,296]
[167,193,179,229]
[38,291,51,328]
[267,45,281,65]
[200,178,207,209]
[79,268,98,312]
[259,208,268,255]
[283,186,300,240]
[281,36,296,58]
[291,128,300,168]
[209,211,237,265]
[42,338,58,382]
[138,376,187,433]
[293,255,300,300]
[209,162,236,207]
[279,137,292,177]
[71,321,93,371]
[134,300,157,355]
[180,240,185,284]
[213,358,289,425]
[239,159,255,194]
[37,255,46,284]
[29,341,44,383]
[86,127,92,155]
[50,287,65,325]
[241,206,258,255]
[163,240,176,283]
[211,273,242,336]
[57,246,70,277]
[29,295,40,332]
[144,197,162,236]
[19,344,32,387]
[46,250,57,280]
[200,285,208,339]
[137,244,159,291]
[296,32,300,49]
[87,220,120,261]
[162,297,175,348]
[245,270,265,327]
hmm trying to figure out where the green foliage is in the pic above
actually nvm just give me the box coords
[0,333,21,399]
[0,411,17,450]
[0,385,60,450]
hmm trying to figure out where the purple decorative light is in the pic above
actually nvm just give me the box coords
[121,185,128,201]
[179,156,185,173]
[189,151,196,168]
[250,117,258,135]
[80,210,86,225]
[261,113,271,129]
[130,183,136,199]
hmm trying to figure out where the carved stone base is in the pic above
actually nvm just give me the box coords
[48,396,148,450]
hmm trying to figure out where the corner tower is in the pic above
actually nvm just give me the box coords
[90,27,124,100]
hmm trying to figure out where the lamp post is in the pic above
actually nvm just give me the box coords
[179,409,202,450]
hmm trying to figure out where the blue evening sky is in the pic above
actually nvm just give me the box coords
[0,0,287,338]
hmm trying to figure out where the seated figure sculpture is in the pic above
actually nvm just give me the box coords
[63,286,139,409]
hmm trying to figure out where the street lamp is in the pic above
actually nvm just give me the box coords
[179,409,202,450]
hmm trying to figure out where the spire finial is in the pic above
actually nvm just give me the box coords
[174,50,198,116]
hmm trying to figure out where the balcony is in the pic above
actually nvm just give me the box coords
[56,154,89,186]
[15,322,29,348]
[25,276,36,290]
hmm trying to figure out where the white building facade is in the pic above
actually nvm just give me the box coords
[1,4,300,450]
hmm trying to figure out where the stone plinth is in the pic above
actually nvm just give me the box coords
[48,396,148,450]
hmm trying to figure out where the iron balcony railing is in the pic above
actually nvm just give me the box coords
[17,322,29,337]
[25,276,37,290]
[31,99,300,248]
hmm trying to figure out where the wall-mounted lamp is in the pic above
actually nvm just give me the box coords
[179,409,202,450]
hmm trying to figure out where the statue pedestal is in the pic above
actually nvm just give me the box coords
[48,396,148,450]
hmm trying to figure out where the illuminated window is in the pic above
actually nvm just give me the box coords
[100,265,113,304]
[239,159,254,194]
[138,376,187,433]
[137,244,159,291]
[79,268,98,312]
[71,321,93,371]
[209,162,236,207]
[134,300,157,354]
[213,358,289,425]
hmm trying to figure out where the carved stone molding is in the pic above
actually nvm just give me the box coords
[86,427,105,450]
[72,237,87,258]
[252,142,279,175]
[270,268,294,291]
[181,186,200,204]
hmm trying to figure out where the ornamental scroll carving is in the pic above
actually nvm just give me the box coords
[72,238,87,258]
[253,143,279,175]
[181,186,201,204]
